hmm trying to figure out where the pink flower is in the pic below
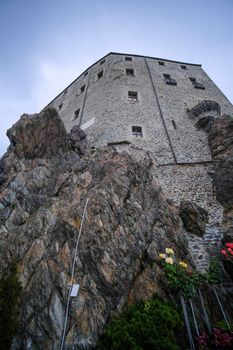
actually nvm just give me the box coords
[227,248,232,253]
[221,249,227,255]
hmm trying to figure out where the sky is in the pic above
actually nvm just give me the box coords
[0,0,233,157]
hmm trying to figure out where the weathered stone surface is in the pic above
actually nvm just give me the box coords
[208,114,233,160]
[213,157,233,209]
[0,109,188,350]
[7,108,67,159]
[67,125,87,155]
[179,200,208,236]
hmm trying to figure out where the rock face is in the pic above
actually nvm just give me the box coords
[179,200,208,237]
[0,108,187,349]
[209,115,233,247]
[6,108,67,159]
[208,114,233,160]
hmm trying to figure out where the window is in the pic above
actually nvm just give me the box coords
[59,103,63,111]
[163,74,177,86]
[126,68,134,76]
[97,70,103,79]
[172,120,177,129]
[181,65,187,70]
[83,71,88,77]
[100,59,105,65]
[128,91,138,101]
[158,61,165,66]
[64,90,68,95]
[132,126,143,137]
[73,109,80,120]
[80,85,85,93]
[125,56,132,61]
[189,77,205,90]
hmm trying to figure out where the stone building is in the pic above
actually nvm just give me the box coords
[47,52,233,268]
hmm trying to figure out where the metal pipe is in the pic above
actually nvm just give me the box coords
[198,289,212,334]
[213,286,230,330]
[180,294,196,350]
[60,198,89,350]
[189,298,200,336]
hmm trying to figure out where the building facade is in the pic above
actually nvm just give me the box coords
[47,52,233,268]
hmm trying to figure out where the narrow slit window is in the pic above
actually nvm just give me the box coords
[172,120,177,129]
[100,59,105,65]
[158,61,165,66]
[64,90,68,95]
[132,126,143,137]
[125,56,132,61]
[59,103,63,111]
[126,68,134,76]
[83,71,88,77]
[128,91,138,101]
[80,85,85,93]
[97,70,103,79]
[74,108,80,120]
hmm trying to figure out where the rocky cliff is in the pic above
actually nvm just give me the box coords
[0,109,188,349]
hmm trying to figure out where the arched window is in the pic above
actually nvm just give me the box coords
[188,100,220,132]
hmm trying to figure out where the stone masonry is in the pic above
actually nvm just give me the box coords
[47,52,233,269]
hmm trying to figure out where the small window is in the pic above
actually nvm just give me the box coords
[83,71,88,77]
[73,109,80,120]
[100,59,105,65]
[128,91,138,101]
[158,61,165,66]
[97,70,103,79]
[80,85,85,93]
[189,77,205,89]
[125,56,132,61]
[59,103,63,111]
[172,120,177,129]
[132,126,143,137]
[163,74,177,86]
[181,65,187,70]
[126,68,134,76]
[64,90,68,95]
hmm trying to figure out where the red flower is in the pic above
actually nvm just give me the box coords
[221,249,227,255]
[226,243,233,248]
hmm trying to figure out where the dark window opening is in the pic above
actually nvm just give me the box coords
[83,71,88,77]
[158,61,165,66]
[126,68,134,76]
[80,85,85,93]
[74,109,80,120]
[132,126,143,137]
[100,59,105,65]
[64,90,68,95]
[97,70,103,79]
[125,56,132,61]
[128,91,138,101]
[59,103,63,111]
[172,120,177,129]
[189,77,205,90]
[163,73,177,86]
[181,65,187,70]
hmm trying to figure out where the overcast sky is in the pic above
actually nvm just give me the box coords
[0,0,233,157]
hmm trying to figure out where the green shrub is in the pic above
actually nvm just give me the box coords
[0,263,22,350]
[97,294,183,350]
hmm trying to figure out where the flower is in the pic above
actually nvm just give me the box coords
[179,261,188,269]
[225,242,233,249]
[165,248,174,255]
[159,253,166,259]
[227,248,232,253]
[165,257,174,264]
[221,249,227,255]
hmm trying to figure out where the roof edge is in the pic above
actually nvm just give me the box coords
[45,52,202,107]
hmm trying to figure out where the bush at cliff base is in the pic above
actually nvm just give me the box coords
[97,294,183,350]
[0,263,22,350]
